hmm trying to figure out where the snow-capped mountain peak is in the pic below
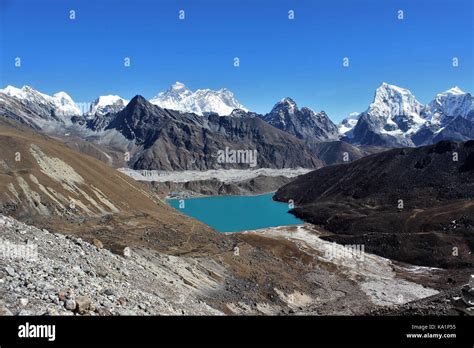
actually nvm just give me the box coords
[346,83,474,147]
[0,85,27,98]
[1,85,48,100]
[445,86,465,95]
[370,82,424,118]
[165,81,192,98]
[170,81,190,92]
[0,85,81,117]
[51,91,82,116]
[423,86,473,123]
[362,82,426,139]
[279,97,297,106]
[88,95,129,116]
[338,112,361,139]
[272,97,298,114]
[53,91,73,100]
[150,82,247,116]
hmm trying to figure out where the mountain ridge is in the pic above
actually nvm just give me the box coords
[260,98,339,141]
[104,95,323,170]
[342,83,474,147]
[274,140,474,268]
[1,82,473,163]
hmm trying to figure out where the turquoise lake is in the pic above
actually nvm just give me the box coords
[167,193,302,232]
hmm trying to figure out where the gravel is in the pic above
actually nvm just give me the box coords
[0,214,225,315]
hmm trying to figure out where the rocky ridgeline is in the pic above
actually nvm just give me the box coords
[0,214,225,316]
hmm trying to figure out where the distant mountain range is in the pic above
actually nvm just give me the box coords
[1,82,472,146]
[0,82,247,125]
[0,82,473,171]
[341,83,474,147]
[0,85,81,128]
[0,83,369,170]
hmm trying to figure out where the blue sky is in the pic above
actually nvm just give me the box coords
[0,0,472,121]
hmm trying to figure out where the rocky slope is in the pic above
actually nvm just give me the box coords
[1,215,449,316]
[0,116,464,316]
[0,215,223,315]
[274,140,474,268]
[0,117,221,255]
[226,109,370,165]
[307,140,377,165]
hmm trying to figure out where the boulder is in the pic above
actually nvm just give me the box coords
[123,247,131,258]
[92,238,104,249]
[75,296,91,314]
[65,299,76,311]
[4,266,15,277]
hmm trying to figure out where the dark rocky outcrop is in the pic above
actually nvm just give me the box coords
[260,98,339,141]
[104,96,322,170]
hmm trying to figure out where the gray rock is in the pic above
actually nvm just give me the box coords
[0,302,13,315]
[65,299,76,311]
[103,288,116,296]
[5,267,15,277]
[46,308,59,316]
[17,309,32,316]
[123,247,132,258]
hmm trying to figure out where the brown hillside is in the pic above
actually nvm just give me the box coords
[0,118,225,254]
